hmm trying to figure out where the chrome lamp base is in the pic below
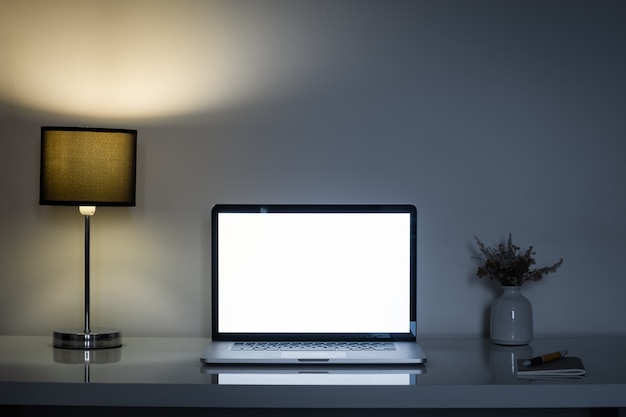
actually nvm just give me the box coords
[53,327,122,349]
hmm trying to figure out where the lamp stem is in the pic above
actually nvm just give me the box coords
[84,213,91,335]
[53,206,121,348]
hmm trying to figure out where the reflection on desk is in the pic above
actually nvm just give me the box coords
[201,364,426,385]
[1,335,625,411]
[53,346,122,383]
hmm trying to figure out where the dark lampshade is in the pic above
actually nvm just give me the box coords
[40,127,137,206]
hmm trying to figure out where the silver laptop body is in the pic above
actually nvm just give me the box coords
[201,204,427,365]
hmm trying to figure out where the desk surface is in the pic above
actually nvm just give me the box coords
[1,335,625,409]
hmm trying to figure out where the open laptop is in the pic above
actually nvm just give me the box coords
[201,204,427,365]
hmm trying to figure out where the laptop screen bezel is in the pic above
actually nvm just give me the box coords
[211,204,417,342]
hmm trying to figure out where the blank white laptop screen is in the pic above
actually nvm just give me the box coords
[215,207,413,335]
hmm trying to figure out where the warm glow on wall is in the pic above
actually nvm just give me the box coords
[0,0,330,119]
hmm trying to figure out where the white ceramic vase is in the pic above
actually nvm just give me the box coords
[490,286,533,345]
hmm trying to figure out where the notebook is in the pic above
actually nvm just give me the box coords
[516,357,586,380]
[200,204,427,364]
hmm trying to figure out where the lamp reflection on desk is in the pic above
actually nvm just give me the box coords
[54,347,121,383]
[40,127,137,349]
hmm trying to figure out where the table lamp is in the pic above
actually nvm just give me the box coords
[39,126,137,349]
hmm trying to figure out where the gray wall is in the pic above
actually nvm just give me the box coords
[1,0,625,338]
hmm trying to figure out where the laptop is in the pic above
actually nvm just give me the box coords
[200,204,427,365]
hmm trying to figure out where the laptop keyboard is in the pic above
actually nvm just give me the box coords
[230,341,396,352]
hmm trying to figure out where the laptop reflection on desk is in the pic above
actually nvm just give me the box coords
[201,364,426,385]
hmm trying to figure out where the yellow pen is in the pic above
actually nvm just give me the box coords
[522,350,567,366]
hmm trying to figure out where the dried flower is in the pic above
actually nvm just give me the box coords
[473,234,563,287]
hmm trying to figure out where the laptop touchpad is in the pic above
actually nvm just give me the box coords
[281,352,347,359]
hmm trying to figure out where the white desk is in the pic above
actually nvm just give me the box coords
[1,336,625,416]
